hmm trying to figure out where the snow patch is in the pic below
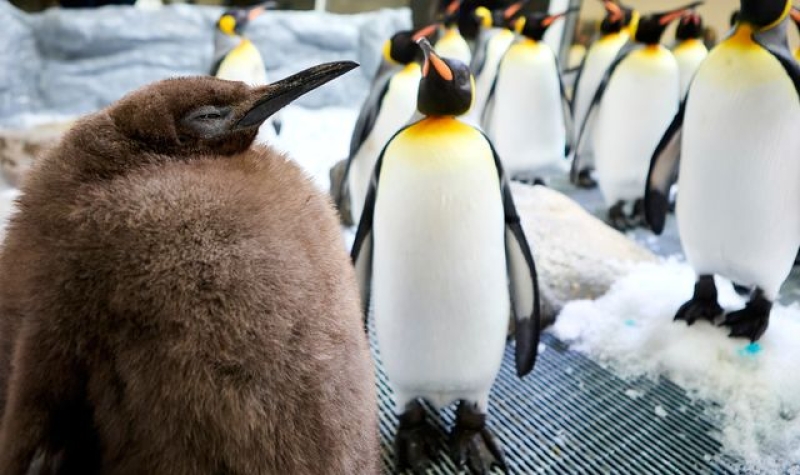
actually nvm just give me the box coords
[552,259,800,472]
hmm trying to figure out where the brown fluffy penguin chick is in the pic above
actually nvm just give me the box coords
[0,62,380,475]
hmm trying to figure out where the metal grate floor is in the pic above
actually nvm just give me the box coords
[371,323,744,474]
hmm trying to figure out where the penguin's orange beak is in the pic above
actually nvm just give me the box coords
[503,0,529,20]
[417,38,453,81]
[602,0,624,22]
[543,8,579,26]
[791,7,800,24]
[412,23,439,42]
[445,0,461,16]
[658,2,704,26]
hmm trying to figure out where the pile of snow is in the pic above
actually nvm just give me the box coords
[553,259,800,473]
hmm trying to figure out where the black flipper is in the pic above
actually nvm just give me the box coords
[571,41,638,183]
[336,73,393,213]
[481,132,541,377]
[350,125,410,328]
[753,25,800,102]
[644,99,685,235]
[569,54,588,115]
[557,59,575,157]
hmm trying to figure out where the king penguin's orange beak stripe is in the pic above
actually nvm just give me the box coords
[503,0,527,20]
[412,24,439,41]
[248,6,266,21]
[423,54,454,81]
[603,0,623,22]
[791,8,800,23]
[446,0,460,16]
[659,2,703,26]
[542,13,565,26]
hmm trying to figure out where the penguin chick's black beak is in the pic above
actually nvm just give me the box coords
[237,61,359,129]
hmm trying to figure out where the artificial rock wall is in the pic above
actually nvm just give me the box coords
[0,2,410,128]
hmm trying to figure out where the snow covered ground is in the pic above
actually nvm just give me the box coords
[2,105,800,473]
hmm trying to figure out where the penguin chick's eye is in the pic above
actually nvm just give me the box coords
[182,106,233,138]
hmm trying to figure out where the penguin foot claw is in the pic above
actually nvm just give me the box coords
[395,402,439,474]
[607,202,632,231]
[449,402,507,474]
[675,275,723,325]
[721,289,771,342]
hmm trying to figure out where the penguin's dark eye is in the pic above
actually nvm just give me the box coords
[182,106,234,138]
[198,112,222,120]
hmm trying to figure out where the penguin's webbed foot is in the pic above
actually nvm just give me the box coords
[675,275,723,325]
[395,401,439,474]
[721,289,771,342]
[575,169,597,189]
[607,201,632,231]
[449,401,507,474]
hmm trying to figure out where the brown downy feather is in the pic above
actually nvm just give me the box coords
[0,74,379,475]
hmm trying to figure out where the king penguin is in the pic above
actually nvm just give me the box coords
[212,2,281,142]
[645,0,800,342]
[673,11,708,98]
[573,2,701,230]
[435,0,473,66]
[351,38,540,473]
[0,62,382,474]
[338,25,437,225]
[570,0,638,189]
[462,1,527,128]
[483,10,576,184]
[790,7,800,60]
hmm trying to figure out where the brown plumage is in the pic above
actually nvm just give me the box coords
[0,63,379,475]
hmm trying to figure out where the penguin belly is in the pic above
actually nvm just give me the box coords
[349,65,421,221]
[435,28,473,66]
[372,119,509,411]
[594,47,679,205]
[488,41,565,178]
[464,29,514,128]
[572,33,629,164]
[674,39,708,98]
[677,43,800,299]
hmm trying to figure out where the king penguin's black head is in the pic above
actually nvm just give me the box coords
[514,9,576,42]
[634,2,704,45]
[599,0,626,34]
[383,24,438,65]
[739,0,791,29]
[415,38,472,117]
[676,12,704,41]
[216,1,275,36]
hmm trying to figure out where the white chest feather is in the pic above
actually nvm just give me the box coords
[435,27,473,65]
[594,46,679,204]
[677,37,800,298]
[572,33,629,147]
[673,39,708,98]
[372,118,509,406]
[348,65,421,221]
[215,40,268,86]
[488,40,565,175]
[466,30,515,126]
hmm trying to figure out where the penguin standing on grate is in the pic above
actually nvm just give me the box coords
[645,0,800,342]
[572,2,703,230]
[352,38,541,473]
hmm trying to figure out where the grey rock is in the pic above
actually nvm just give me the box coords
[511,183,658,325]
[0,2,411,127]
